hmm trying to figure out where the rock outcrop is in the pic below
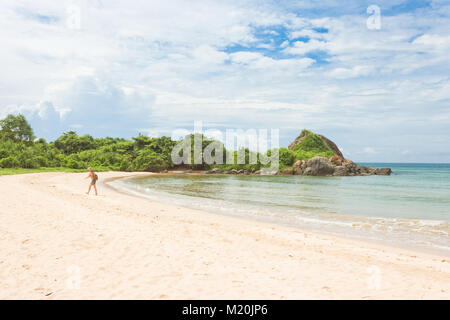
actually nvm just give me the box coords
[374,168,392,175]
[304,157,335,176]
[203,130,391,177]
[286,130,391,176]
[205,168,223,174]
[288,156,391,177]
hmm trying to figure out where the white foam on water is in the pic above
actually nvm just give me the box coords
[108,176,450,256]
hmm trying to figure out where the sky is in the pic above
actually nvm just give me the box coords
[0,0,449,162]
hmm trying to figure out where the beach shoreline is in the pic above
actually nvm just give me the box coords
[107,171,450,258]
[0,171,449,299]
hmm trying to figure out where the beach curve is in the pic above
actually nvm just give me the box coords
[0,171,449,299]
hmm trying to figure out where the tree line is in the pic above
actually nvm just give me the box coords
[0,114,333,172]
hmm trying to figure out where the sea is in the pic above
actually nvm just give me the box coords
[108,163,450,256]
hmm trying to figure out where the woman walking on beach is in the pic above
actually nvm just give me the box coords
[86,167,98,196]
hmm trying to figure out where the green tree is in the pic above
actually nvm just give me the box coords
[133,149,169,171]
[132,134,152,149]
[54,131,95,154]
[0,156,20,168]
[0,114,35,143]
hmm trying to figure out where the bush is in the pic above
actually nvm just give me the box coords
[23,158,39,169]
[0,156,20,168]
[133,149,169,171]
[36,156,48,167]
[278,148,295,167]
[66,159,83,169]
[65,154,85,169]
[119,159,131,171]
[54,131,95,155]
[292,132,335,161]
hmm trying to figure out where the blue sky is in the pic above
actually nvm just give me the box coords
[0,0,449,162]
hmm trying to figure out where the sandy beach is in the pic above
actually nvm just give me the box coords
[0,171,448,299]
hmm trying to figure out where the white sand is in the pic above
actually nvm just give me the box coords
[0,171,448,299]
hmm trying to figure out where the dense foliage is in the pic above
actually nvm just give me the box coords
[291,130,335,160]
[0,114,35,143]
[0,114,336,172]
[0,114,178,171]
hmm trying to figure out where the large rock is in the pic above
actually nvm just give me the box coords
[293,160,305,175]
[329,155,343,166]
[305,157,335,176]
[205,168,222,174]
[333,166,347,176]
[330,161,392,177]
[288,130,309,150]
[375,168,392,175]
[279,129,392,177]
[319,134,344,158]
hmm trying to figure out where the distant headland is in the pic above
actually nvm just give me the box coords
[204,129,392,176]
[0,114,390,176]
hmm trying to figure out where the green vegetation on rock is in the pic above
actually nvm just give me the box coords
[291,130,335,161]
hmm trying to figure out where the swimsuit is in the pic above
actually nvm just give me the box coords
[91,173,96,185]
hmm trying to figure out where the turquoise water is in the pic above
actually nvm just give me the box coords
[109,163,450,255]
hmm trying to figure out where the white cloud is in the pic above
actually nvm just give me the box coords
[0,0,449,161]
[363,147,377,154]
[283,39,328,55]
[329,66,375,79]
[412,34,450,48]
[288,29,329,41]
[192,45,229,65]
